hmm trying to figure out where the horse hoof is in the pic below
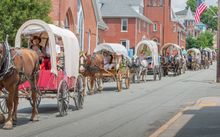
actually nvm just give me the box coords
[89,92,94,95]
[30,116,39,122]
[3,122,13,130]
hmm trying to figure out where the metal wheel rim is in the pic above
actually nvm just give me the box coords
[57,80,69,116]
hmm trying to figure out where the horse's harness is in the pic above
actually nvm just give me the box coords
[0,42,15,81]
[0,43,38,86]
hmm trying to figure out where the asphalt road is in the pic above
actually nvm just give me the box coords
[1,64,220,137]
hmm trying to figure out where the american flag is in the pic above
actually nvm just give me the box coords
[195,2,208,24]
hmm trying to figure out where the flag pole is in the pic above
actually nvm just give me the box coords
[216,0,220,82]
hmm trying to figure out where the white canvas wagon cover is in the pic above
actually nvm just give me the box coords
[94,43,130,59]
[203,48,212,53]
[160,43,182,56]
[187,48,201,56]
[15,19,80,77]
[135,40,159,66]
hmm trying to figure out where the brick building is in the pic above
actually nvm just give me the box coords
[144,0,186,49]
[99,0,153,56]
[49,0,107,53]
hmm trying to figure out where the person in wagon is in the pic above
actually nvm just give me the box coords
[139,50,147,67]
[30,36,44,65]
[30,36,43,56]
[103,51,114,70]
[56,38,64,70]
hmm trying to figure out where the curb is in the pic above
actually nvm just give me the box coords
[148,107,189,137]
[148,97,220,137]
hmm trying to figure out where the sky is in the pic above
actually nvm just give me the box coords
[172,0,218,12]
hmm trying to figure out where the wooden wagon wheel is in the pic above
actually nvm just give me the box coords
[0,89,8,114]
[153,67,157,81]
[158,66,162,80]
[29,89,42,108]
[73,75,85,110]
[125,69,130,89]
[57,80,69,116]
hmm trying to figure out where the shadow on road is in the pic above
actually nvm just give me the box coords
[174,106,220,137]
[18,104,76,114]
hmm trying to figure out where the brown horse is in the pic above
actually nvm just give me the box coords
[79,52,105,95]
[0,43,39,129]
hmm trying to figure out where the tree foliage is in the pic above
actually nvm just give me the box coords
[186,35,198,49]
[196,31,214,49]
[186,0,217,31]
[186,0,196,12]
[0,0,51,45]
[186,31,214,49]
[200,6,218,31]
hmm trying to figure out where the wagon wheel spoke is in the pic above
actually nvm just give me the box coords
[57,80,69,117]
[73,75,85,110]
[0,89,8,114]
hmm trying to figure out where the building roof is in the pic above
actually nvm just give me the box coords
[171,9,186,30]
[176,7,195,21]
[99,0,153,24]
[176,9,188,16]
[186,7,195,20]
[92,0,108,30]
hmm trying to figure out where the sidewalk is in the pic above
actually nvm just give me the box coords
[150,97,220,137]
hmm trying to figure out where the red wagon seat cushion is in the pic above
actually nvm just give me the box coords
[19,70,75,91]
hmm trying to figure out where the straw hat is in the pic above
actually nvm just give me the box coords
[31,36,41,44]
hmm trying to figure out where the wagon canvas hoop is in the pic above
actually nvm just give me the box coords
[160,43,182,57]
[187,48,201,61]
[94,43,130,61]
[15,19,80,78]
[135,40,159,66]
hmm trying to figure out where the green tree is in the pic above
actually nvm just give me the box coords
[186,0,196,12]
[186,0,217,31]
[196,31,214,49]
[186,35,198,49]
[0,0,51,45]
[201,6,218,31]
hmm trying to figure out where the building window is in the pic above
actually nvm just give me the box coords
[64,16,70,29]
[153,23,157,32]
[160,0,163,6]
[121,40,130,49]
[149,0,162,6]
[77,0,84,50]
[121,18,128,32]
[153,38,159,43]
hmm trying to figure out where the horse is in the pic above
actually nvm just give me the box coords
[201,53,209,69]
[80,51,129,93]
[129,56,148,83]
[79,52,104,95]
[162,55,181,76]
[0,42,39,129]
[173,55,182,75]
[161,56,169,76]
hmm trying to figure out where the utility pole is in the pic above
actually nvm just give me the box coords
[216,0,220,82]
